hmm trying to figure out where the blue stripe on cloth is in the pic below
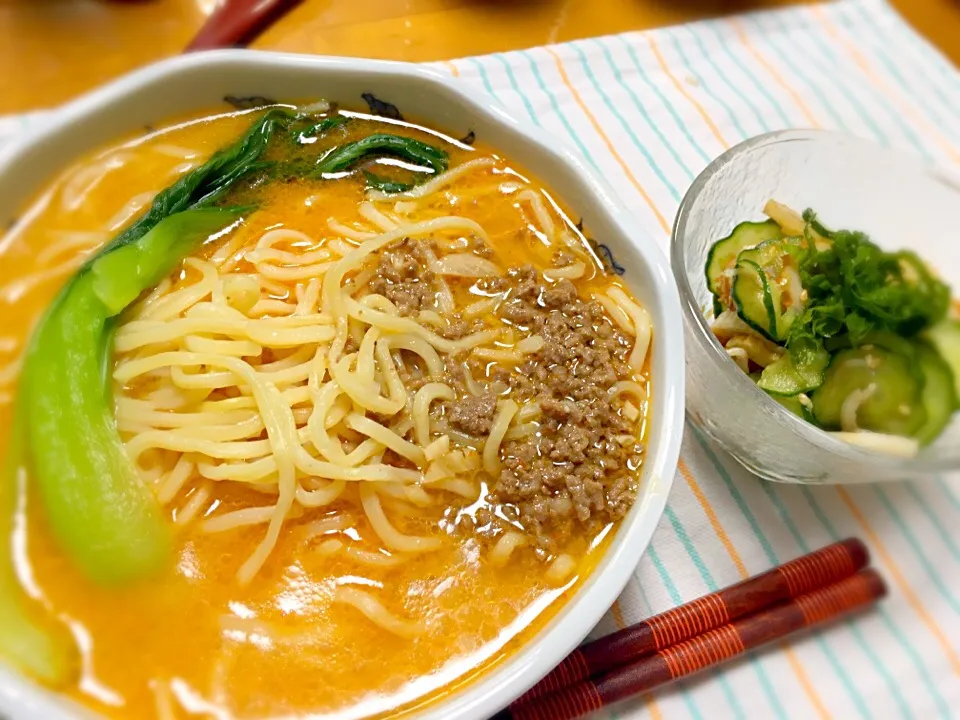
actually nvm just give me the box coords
[754,482,910,719]
[872,487,960,616]
[750,12,865,136]
[687,424,873,719]
[799,9,939,160]
[661,500,786,719]
[660,27,753,142]
[516,49,602,172]
[491,54,545,128]
[840,2,960,141]
[936,477,960,512]
[799,487,952,718]
[587,39,692,191]
[656,512,747,720]
[872,0,960,96]
[465,57,502,104]
[637,545,710,720]
[613,34,714,166]
[903,483,960,563]
[754,10,890,144]
[570,43,681,202]
[698,22,792,129]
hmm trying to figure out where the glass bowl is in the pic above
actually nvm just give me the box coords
[672,129,960,484]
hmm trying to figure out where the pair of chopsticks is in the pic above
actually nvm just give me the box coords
[185,0,304,53]
[493,538,885,720]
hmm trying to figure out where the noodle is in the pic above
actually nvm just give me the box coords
[1,105,657,719]
[332,588,425,638]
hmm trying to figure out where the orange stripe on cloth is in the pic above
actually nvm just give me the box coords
[646,695,665,720]
[727,18,821,129]
[611,599,627,629]
[677,459,831,719]
[645,35,730,149]
[442,60,460,77]
[809,6,960,165]
[836,487,960,675]
[542,47,671,234]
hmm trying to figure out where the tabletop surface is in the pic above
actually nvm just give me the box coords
[1,0,958,114]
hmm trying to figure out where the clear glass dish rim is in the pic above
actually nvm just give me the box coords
[670,128,960,476]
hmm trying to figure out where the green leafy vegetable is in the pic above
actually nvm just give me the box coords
[709,204,956,445]
[790,210,949,349]
[16,109,294,585]
[25,208,245,586]
[293,115,350,144]
[314,133,448,177]
[0,415,79,686]
[105,107,294,257]
[0,106,299,685]
[362,171,414,194]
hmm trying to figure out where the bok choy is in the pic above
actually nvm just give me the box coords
[0,107,295,683]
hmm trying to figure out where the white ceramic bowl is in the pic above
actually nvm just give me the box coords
[0,51,684,720]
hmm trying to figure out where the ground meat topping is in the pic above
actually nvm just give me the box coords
[368,238,436,316]
[481,265,641,552]
[446,392,498,436]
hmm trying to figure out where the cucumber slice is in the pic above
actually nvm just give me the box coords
[747,369,816,422]
[772,393,803,416]
[913,341,959,445]
[924,320,960,400]
[857,330,917,359]
[732,238,805,342]
[705,220,782,304]
[757,345,830,396]
[811,346,926,436]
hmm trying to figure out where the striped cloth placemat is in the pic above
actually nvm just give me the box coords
[0,1,957,718]
[426,2,960,719]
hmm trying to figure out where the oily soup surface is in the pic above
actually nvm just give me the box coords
[0,107,649,719]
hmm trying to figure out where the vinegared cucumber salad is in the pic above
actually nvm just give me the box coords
[707,200,960,456]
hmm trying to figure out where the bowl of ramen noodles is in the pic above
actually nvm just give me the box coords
[673,129,960,484]
[0,52,684,720]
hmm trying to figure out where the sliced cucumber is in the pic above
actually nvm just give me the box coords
[811,346,926,437]
[913,341,959,445]
[732,238,805,342]
[924,320,960,400]
[858,330,918,359]
[705,220,782,304]
[757,345,830,396]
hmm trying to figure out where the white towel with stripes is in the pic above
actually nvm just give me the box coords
[1,0,958,718]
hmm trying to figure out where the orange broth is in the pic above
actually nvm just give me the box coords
[0,106,646,719]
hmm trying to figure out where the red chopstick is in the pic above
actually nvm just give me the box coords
[515,538,867,705]
[495,568,887,720]
[185,0,304,52]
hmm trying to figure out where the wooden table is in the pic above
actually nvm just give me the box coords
[1,0,958,114]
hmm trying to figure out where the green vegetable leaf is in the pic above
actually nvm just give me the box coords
[91,208,243,315]
[787,210,949,356]
[293,115,349,144]
[18,108,293,589]
[0,410,79,686]
[362,171,414,194]
[313,133,448,176]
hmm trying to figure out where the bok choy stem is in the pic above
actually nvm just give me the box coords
[0,107,295,684]
[0,415,79,686]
